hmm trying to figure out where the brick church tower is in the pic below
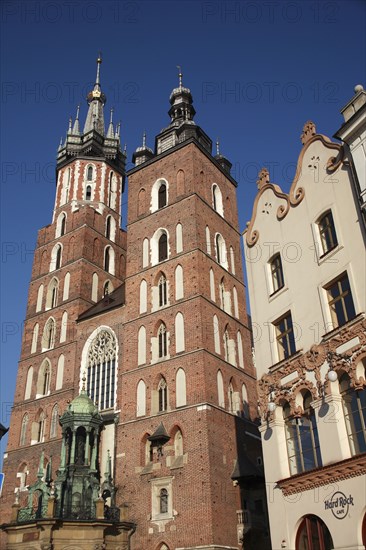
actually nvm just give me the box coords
[0,62,269,550]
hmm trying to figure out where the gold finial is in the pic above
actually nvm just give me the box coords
[177,65,183,87]
[81,370,87,391]
[96,52,102,84]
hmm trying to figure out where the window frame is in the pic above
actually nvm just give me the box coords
[151,477,173,521]
[85,329,117,411]
[340,373,366,456]
[158,274,167,307]
[269,253,284,295]
[284,394,322,475]
[158,324,168,359]
[158,378,168,412]
[317,210,338,257]
[273,311,296,361]
[324,272,356,329]
[158,232,168,262]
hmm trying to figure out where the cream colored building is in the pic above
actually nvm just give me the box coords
[243,111,366,549]
[335,85,366,224]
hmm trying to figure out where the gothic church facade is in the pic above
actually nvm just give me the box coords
[0,59,266,550]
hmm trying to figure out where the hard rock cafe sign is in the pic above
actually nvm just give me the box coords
[324,491,354,520]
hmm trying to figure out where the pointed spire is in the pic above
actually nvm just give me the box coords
[142,130,146,147]
[177,65,183,88]
[107,107,115,138]
[96,52,102,86]
[84,54,106,135]
[123,143,127,156]
[72,104,80,135]
[67,116,73,135]
[45,455,53,485]
[58,137,63,151]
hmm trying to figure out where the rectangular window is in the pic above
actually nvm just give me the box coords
[270,253,284,294]
[318,210,338,256]
[325,272,356,328]
[273,312,296,361]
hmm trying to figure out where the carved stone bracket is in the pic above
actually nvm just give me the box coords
[257,317,366,420]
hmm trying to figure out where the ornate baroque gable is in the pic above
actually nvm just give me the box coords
[244,122,345,247]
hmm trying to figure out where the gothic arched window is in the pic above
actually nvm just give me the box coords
[86,330,117,410]
[46,278,59,309]
[158,274,167,307]
[158,324,167,358]
[104,246,110,271]
[37,359,51,396]
[56,212,67,238]
[37,411,46,443]
[87,165,93,181]
[56,245,62,270]
[103,281,113,297]
[20,413,29,446]
[212,184,223,216]
[106,216,111,239]
[50,244,63,272]
[42,319,56,351]
[215,233,227,268]
[158,232,168,262]
[158,377,168,412]
[158,183,167,209]
[160,488,168,514]
[50,404,58,438]
[151,178,169,212]
[86,185,92,200]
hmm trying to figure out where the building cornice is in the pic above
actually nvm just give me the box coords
[126,138,238,187]
[277,452,366,495]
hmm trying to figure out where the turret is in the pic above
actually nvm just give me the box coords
[155,67,212,155]
[56,56,126,181]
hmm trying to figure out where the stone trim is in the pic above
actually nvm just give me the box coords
[257,316,366,420]
[277,452,366,495]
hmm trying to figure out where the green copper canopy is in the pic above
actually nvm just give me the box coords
[68,390,98,415]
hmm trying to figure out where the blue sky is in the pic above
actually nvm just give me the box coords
[1,0,365,462]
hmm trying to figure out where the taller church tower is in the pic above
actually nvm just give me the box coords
[1,63,268,550]
[0,56,127,528]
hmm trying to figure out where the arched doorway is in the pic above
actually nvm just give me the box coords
[362,512,366,547]
[296,515,333,550]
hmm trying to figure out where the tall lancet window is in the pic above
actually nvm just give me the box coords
[86,330,117,410]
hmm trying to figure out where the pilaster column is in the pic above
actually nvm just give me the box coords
[70,429,76,464]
